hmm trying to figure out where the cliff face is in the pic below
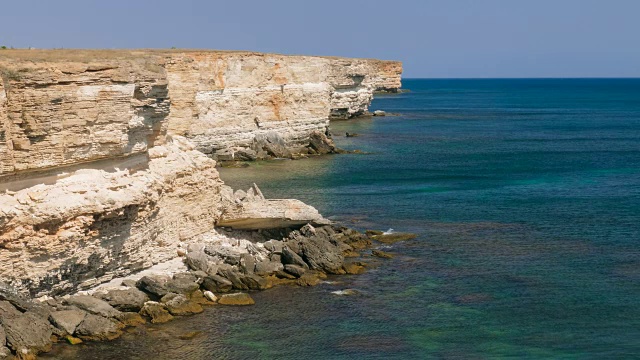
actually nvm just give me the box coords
[0,50,401,296]
[164,52,402,158]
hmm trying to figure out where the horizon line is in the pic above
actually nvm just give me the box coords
[402,77,640,80]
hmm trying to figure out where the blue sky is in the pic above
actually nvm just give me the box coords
[1,0,639,78]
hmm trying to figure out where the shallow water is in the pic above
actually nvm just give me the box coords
[48,79,640,359]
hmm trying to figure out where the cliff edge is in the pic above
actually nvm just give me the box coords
[0,49,402,296]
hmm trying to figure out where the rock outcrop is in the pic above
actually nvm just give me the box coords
[0,50,400,298]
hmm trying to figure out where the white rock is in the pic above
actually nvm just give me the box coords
[203,291,218,303]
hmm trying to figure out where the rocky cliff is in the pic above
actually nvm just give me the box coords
[0,50,401,297]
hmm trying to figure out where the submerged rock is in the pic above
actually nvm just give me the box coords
[331,289,360,296]
[371,233,417,244]
[218,293,255,306]
[365,230,384,237]
[64,335,83,345]
[343,262,367,275]
[372,249,394,259]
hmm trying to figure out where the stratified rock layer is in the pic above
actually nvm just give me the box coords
[0,50,401,296]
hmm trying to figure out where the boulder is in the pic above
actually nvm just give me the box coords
[49,309,87,335]
[203,291,218,303]
[173,272,198,283]
[217,268,249,290]
[140,302,174,324]
[218,293,255,306]
[240,274,271,291]
[281,247,309,269]
[239,253,256,274]
[201,275,233,293]
[254,260,284,276]
[136,276,171,298]
[0,301,21,319]
[0,346,11,358]
[253,131,291,159]
[166,278,200,296]
[0,282,51,319]
[96,288,149,312]
[299,236,345,274]
[307,130,337,155]
[283,264,306,278]
[296,273,322,287]
[74,314,123,341]
[185,249,212,273]
[373,110,386,116]
[2,312,53,357]
[163,295,203,316]
[64,295,121,319]
[263,240,284,254]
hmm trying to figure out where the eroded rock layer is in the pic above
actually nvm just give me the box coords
[0,50,401,296]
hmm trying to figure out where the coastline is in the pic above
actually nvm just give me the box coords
[2,220,413,359]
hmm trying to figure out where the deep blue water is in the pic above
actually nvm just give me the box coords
[50,79,640,359]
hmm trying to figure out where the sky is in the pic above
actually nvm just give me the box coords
[1,0,639,78]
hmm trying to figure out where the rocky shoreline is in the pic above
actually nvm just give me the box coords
[0,221,413,359]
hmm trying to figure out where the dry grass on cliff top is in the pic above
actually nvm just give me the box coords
[0,48,397,63]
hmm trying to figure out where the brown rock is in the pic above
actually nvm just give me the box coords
[163,294,203,316]
[75,314,123,341]
[371,233,417,244]
[343,263,367,275]
[49,309,87,335]
[118,312,146,327]
[140,302,174,324]
[372,249,394,259]
[218,293,255,306]
[296,273,322,287]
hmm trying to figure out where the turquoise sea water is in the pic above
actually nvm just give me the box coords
[49,79,640,359]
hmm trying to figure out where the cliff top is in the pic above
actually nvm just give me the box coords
[0,49,401,64]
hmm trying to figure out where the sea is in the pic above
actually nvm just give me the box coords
[46,79,640,359]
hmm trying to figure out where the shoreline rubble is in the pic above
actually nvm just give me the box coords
[0,222,414,359]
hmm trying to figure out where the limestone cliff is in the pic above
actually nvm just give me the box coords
[0,50,401,296]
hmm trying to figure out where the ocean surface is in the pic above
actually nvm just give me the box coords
[48,79,640,359]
